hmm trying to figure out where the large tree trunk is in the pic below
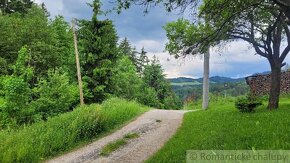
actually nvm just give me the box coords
[268,64,282,110]
[202,48,210,110]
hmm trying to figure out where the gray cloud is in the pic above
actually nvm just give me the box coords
[102,2,180,42]
[37,0,179,41]
[34,0,290,78]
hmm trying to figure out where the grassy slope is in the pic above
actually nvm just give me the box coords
[0,98,149,163]
[147,97,290,163]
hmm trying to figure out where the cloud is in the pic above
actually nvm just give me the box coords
[135,39,165,53]
[211,41,265,63]
[102,3,180,42]
[35,0,180,40]
[34,0,42,3]
[33,0,290,78]
[35,0,92,20]
[145,40,271,78]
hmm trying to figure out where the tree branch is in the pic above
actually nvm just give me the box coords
[230,34,268,58]
[279,24,290,61]
[193,1,262,52]
[232,28,268,51]
[280,45,290,62]
[284,23,290,43]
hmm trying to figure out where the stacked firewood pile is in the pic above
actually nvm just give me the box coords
[246,71,290,96]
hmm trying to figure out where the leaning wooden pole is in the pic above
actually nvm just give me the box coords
[72,19,84,105]
[202,47,210,110]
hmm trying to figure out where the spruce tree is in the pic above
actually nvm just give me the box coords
[78,0,119,103]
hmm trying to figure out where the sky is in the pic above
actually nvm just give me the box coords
[34,0,290,79]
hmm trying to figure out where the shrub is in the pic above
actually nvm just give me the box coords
[0,76,34,126]
[235,95,262,112]
[163,94,183,110]
[0,98,148,163]
[31,70,79,120]
[136,86,160,108]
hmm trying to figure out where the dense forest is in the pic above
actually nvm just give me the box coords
[0,0,182,130]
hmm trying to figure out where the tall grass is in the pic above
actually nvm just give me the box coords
[0,98,148,163]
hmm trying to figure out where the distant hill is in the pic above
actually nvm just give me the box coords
[169,77,195,83]
[168,76,249,101]
[209,76,244,83]
[168,76,245,85]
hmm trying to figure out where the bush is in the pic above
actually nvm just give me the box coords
[0,76,34,127]
[0,98,148,163]
[163,93,183,110]
[235,95,262,112]
[31,70,79,120]
[136,86,160,108]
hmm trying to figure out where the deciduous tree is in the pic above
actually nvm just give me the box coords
[0,0,33,15]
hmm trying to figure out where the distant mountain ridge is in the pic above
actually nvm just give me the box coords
[168,76,245,84]
[169,77,196,83]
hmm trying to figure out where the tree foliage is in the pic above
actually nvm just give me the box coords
[143,56,182,109]
[13,46,33,82]
[116,0,290,22]
[118,38,149,74]
[0,0,33,15]
[119,38,138,63]
[115,40,182,109]
[78,1,119,103]
[0,5,74,79]
[137,47,150,74]
[112,56,142,100]
[0,3,78,129]
[31,70,79,120]
[0,76,32,127]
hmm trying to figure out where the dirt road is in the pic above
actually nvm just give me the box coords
[47,109,189,163]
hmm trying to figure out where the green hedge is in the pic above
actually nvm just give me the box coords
[0,98,148,163]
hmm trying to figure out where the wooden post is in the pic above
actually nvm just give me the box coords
[202,47,210,110]
[72,19,84,105]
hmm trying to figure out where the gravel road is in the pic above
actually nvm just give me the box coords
[47,109,189,163]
